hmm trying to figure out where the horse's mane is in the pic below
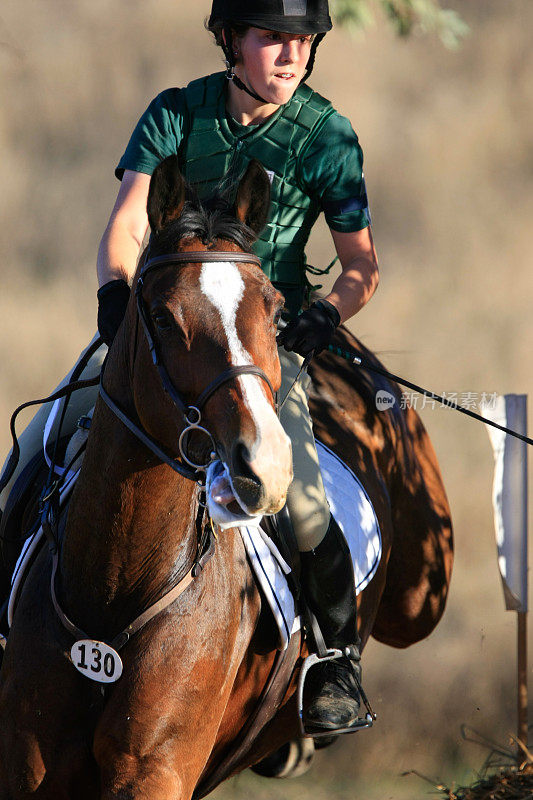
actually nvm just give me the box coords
[150,195,257,256]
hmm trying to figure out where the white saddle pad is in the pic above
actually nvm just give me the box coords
[241,440,382,651]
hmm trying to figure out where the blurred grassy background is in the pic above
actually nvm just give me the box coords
[1,1,532,796]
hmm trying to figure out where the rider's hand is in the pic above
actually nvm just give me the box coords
[277,300,341,358]
[97,279,131,347]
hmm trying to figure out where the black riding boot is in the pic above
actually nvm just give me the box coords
[300,515,363,731]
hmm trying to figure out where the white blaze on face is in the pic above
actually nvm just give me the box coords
[199,261,273,446]
[199,261,291,509]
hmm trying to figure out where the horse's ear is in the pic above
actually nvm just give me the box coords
[234,160,271,236]
[147,156,186,234]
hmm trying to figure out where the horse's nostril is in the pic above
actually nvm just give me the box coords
[231,440,266,511]
[234,441,252,473]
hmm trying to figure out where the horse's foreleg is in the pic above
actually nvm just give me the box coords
[0,695,99,800]
[98,753,184,800]
[0,576,99,799]
[0,758,12,800]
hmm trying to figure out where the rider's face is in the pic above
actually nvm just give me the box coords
[235,27,314,106]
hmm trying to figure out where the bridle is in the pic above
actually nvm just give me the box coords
[99,249,277,483]
[43,249,280,659]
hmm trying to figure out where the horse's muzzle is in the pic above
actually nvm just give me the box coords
[229,437,291,515]
[206,460,264,528]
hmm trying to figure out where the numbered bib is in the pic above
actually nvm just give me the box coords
[70,640,123,684]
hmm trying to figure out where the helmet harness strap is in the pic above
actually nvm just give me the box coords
[302,33,324,83]
[222,24,270,105]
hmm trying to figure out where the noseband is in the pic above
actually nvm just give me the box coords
[99,250,276,482]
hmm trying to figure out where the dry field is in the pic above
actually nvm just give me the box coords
[1,1,532,797]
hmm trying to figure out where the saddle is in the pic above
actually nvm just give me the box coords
[0,337,103,591]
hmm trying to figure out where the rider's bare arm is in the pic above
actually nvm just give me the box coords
[97,170,151,288]
[324,227,379,325]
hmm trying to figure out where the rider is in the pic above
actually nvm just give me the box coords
[1,0,379,732]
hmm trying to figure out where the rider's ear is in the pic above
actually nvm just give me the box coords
[147,155,186,234]
[234,160,271,236]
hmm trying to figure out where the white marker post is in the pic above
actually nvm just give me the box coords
[481,395,528,756]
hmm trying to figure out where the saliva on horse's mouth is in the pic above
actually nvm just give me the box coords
[208,461,246,512]
[206,460,264,529]
[210,465,236,507]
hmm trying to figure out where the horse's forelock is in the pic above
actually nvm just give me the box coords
[149,199,257,257]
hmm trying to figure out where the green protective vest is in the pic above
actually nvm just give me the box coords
[180,72,335,295]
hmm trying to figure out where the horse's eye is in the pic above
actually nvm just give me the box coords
[151,310,173,334]
[273,308,282,327]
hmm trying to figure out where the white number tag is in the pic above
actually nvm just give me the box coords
[70,639,123,684]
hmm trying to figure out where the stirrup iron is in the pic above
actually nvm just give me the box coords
[296,646,376,739]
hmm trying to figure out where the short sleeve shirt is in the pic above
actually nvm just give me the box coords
[116,85,371,234]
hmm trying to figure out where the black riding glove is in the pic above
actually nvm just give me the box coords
[97,279,131,347]
[277,299,341,358]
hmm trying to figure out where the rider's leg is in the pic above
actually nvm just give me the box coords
[278,348,330,549]
[300,518,363,730]
[278,348,362,730]
[0,334,106,513]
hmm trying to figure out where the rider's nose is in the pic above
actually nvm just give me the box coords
[281,41,297,63]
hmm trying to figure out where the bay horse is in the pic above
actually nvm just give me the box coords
[0,156,453,799]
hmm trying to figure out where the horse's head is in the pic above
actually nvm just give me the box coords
[130,155,292,520]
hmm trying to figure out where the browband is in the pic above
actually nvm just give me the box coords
[142,251,262,279]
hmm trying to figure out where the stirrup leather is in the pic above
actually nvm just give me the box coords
[297,647,376,739]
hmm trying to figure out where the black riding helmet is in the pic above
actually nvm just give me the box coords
[209,0,332,103]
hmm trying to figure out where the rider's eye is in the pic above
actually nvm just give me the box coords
[151,310,173,334]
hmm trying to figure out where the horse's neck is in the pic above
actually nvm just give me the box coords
[60,392,196,638]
